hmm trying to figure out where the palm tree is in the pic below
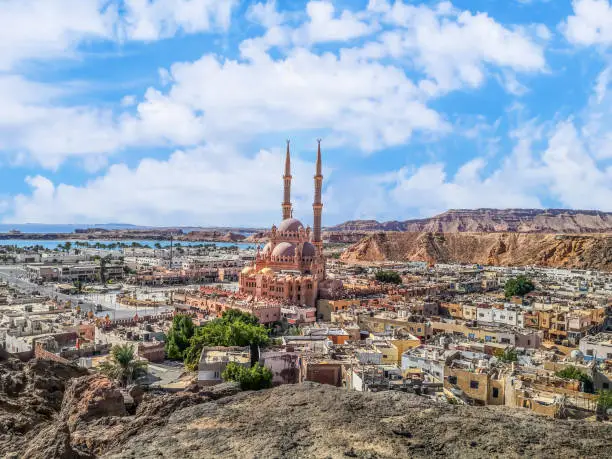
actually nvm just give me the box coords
[99,344,147,387]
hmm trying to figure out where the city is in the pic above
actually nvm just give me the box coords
[1,0,612,458]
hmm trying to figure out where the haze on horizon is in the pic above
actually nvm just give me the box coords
[1,0,612,228]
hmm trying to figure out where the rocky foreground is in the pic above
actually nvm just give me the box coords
[2,358,612,458]
[341,232,612,271]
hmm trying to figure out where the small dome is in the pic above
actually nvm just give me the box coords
[241,266,255,275]
[272,242,296,258]
[278,218,304,232]
[302,242,316,257]
[260,267,274,275]
[570,350,584,361]
[262,242,273,254]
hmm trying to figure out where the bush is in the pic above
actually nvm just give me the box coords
[375,270,402,285]
[222,362,273,390]
[596,390,612,411]
[504,275,535,299]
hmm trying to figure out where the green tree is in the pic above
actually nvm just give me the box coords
[375,270,402,285]
[183,310,269,370]
[154,242,162,249]
[73,279,84,293]
[494,348,518,363]
[99,344,148,386]
[165,314,195,359]
[222,362,272,390]
[555,366,594,393]
[98,254,113,283]
[504,275,535,299]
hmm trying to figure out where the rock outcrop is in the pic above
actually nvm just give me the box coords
[341,232,612,270]
[3,359,612,458]
[104,382,611,458]
[328,209,612,233]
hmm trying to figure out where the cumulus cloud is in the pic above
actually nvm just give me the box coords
[366,0,547,93]
[562,0,612,46]
[7,144,322,226]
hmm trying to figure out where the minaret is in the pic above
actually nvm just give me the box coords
[313,139,323,254]
[282,140,292,220]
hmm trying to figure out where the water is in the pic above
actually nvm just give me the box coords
[0,239,257,250]
[0,224,138,233]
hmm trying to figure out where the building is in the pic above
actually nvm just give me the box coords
[197,346,251,386]
[579,333,612,362]
[239,141,329,308]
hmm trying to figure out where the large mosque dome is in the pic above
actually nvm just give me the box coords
[278,218,304,232]
[272,242,296,258]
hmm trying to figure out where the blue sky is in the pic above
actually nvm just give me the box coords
[1,0,612,227]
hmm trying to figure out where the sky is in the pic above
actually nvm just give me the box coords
[0,0,612,227]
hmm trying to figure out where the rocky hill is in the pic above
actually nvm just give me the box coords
[2,358,612,458]
[328,209,612,233]
[340,232,612,270]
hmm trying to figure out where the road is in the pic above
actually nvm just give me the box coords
[0,266,100,314]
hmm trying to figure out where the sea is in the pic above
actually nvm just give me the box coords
[0,239,257,251]
[0,224,258,250]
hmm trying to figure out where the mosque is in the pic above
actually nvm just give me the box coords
[238,140,327,308]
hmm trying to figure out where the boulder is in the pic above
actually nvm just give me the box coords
[60,374,126,431]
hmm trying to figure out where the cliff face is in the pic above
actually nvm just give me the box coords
[340,232,612,270]
[328,209,612,233]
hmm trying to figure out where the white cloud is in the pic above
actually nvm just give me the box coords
[562,0,612,46]
[0,0,113,71]
[7,144,321,226]
[292,1,376,46]
[126,47,447,152]
[119,0,237,41]
[367,0,547,92]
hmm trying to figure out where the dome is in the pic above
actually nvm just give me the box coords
[241,266,254,275]
[272,242,296,258]
[260,267,274,275]
[302,242,316,257]
[570,350,584,361]
[278,218,304,232]
[262,242,273,254]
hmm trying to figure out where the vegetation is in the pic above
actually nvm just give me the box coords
[99,344,148,386]
[493,348,519,363]
[504,275,535,299]
[596,390,612,412]
[375,270,402,285]
[165,314,195,359]
[98,255,113,283]
[183,310,270,370]
[554,366,594,393]
[222,362,273,390]
[73,280,84,293]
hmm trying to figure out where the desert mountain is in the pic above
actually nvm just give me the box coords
[340,232,612,270]
[328,209,612,233]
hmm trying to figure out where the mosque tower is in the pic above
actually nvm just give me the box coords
[313,139,323,257]
[282,140,292,220]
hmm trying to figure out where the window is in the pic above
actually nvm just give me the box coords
[492,388,499,398]
[607,353,612,360]
[527,340,531,346]
[603,383,610,389]
[587,349,594,356]
[448,376,457,384]
[470,380,479,389]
